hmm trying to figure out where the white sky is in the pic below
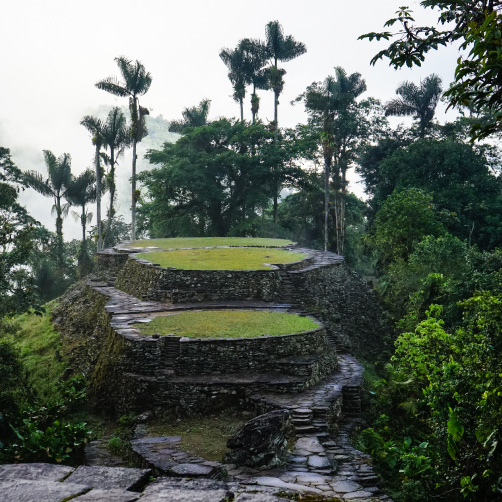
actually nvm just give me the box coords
[1,0,460,240]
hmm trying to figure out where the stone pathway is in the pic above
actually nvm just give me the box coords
[67,245,390,500]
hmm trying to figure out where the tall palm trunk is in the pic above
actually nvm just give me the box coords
[104,147,116,248]
[81,205,86,243]
[324,155,331,253]
[55,194,64,267]
[94,143,102,251]
[131,138,137,241]
[239,98,244,122]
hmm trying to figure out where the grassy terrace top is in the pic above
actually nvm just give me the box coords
[135,247,307,270]
[135,310,319,339]
[126,237,296,249]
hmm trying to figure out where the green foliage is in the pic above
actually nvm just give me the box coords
[360,296,502,500]
[360,2,502,139]
[2,376,90,464]
[0,147,43,316]
[368,188,445,267]
[5,301,66,400]
[359,138,502,250]
[135,310,319,339]
[140,119,303,237]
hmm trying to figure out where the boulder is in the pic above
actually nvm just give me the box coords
[223,410,292,469]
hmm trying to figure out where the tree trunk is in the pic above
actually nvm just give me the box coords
[81,205,86,243]
[104,147,116,248]
[274,89,279,141]
[55,194,64,267]
[273,178,278,226]
[95,144,102,251]
[240,98,244,122]
[324,156,330,253]
[131,138,137,241]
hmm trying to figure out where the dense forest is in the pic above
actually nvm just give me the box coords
[2,2,502,500]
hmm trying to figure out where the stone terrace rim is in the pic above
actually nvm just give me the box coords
[133,309,321,339]
[122,237,297,250]
[133,247,308,271]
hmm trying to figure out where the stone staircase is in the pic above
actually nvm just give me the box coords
[161,336,181,374]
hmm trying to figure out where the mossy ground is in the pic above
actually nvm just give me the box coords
[135,310,319,338]
[147,409,249,461]
[136,247,306,271]
[128,237,295,249]
[4,301,66,401]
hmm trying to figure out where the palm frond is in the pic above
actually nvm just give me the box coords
[23,170,54,197]
[95,77,129,97]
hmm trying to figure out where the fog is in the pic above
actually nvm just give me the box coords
[1,0,459,240]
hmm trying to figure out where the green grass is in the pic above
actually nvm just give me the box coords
[7,301,66,400]
[127,237,295,249]
[134,310,319,338]
[147,409,248,461]
[135,247,306,270]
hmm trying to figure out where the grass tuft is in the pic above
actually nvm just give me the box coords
[134,310,319,339]
[128,237,296,249]
[136,247,306,271]
[4,301,66,401]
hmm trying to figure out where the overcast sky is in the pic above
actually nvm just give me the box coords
[1,0,460,240]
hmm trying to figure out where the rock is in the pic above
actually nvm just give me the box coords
[65,465,151,491]
[0,463,74,482]
[140,488,230,501]
[0,479,89,502]
[234,494,279,501]
[252,476,322,494]
[331,480,363,493]
[223,410,292,469]
[307,455,332,469]
[144,478,228,492]
[170,463,214,477]
[73,489,141,501]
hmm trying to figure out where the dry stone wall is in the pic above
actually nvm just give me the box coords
[115,256,283,303]
[291,262,386,356]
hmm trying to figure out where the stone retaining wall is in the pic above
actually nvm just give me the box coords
[115,255,283,303]
[291,262,386,357]
[175,328,330,375]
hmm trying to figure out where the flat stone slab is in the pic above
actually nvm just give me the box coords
[0,479,89,502]
[294,437,324,454]
[343,490,376,499]
[140,488,229,501]
[0,463,74,482]
[331,480,363,493]
[73,489,141,501]
[65,465,151,490]
[234,494,279,501]
[170,463,214,477]
[252,476,322,494]
[143,478,228,492]
[307,455,332,469]
[293,472,329,484]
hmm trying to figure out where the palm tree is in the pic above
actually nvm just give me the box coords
[298,68,366,253]
[385,74,443,138]
[265,21,306,134]
[100,107,130,247]
[96,56,152,240]
[66,169,96,243]
[220,46,248,121]
[24,151,72,267]
[65,169,96,276]
[168,99,211,133]
[80,115,105,251]
[240,39,269,123]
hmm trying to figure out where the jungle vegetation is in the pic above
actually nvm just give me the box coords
[1,9,502,499]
